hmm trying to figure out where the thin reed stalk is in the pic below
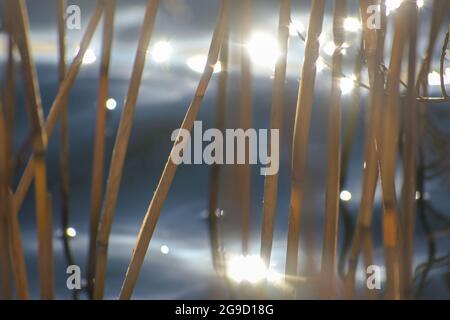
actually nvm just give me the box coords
[259,0,291,266]
[345,0,387,298]
[118,0,230,300]
[239,0,252,256]
[208,32,229,273]
[285,0,325,283]
[320,0,346,299]
[0,107,28,300]
[10,0,53,299]
[401,2,418,299]
[12,2,105,215]
[413,0,447,300]
[93,0,160,299]
[0,103,12,299]
[88,0,116,298]
[378,2,410,300]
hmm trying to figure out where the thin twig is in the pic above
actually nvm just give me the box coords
[87,0,115,299]
[285,0,325,289]
[119,0,230,300]
[10,0,53,299]
[12,2,105,216]
[260,0,291,266]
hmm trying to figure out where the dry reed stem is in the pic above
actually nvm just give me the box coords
[378,2,410,300]
[11,0,54,299]
[239,0,252,256]
[12,2,105,215]
[93,0,160,299]
[400,2,418,299]
[410,0,446,301]
[320,0,346,299]
[416,0,446,91]
[119,0,230,300]
[208,31,229,274]
[260,0,291,266]
[0,102,12,299]
[285,0,325,283]
[88,0,116,297]
[345,0,386,298]
[57,0,76,273]
[3,8,16,178]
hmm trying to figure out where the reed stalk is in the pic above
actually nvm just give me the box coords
[259,0,291,267]
[208,31,229,274]
[0,4,16,300]
[239,0,253,256]
[12,2,104,215]
[320,0,346,299]
[88,0,116,298]
[10,0,54,299]
[345,0,386,298]
[285,0,325,283]
[57,0,76,274]
[93,0,160,299]
[401,2,418,299]
[378,2,410,300]
[119,0,230,300]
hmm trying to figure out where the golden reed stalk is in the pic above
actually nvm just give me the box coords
[93,0,160,299]
[0,3,16,300]
[320,0,346,299]
[12,2,104,215]
[260,0,291,267]
[57,0,77,277]
[208,32,229,273]
[88,0,116,297]
[345,0,386,298]
[378,2,410,300]
[285,0,325,287]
